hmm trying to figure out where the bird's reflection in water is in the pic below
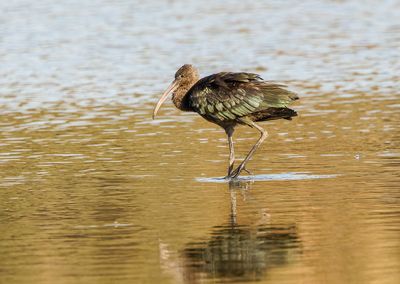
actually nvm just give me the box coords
[181,180,301,283]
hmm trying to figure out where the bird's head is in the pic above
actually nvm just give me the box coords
[152,64,199,119]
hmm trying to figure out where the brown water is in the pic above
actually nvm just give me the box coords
[1,0,400,283]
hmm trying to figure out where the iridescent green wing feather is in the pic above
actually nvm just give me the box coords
[188,72,298,121]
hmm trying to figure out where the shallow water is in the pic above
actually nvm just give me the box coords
[1,0,399,283]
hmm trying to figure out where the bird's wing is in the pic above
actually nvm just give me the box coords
[188,72,298,121]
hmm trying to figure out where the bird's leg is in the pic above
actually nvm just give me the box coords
[225,127,235,177]
[229,120,268,178]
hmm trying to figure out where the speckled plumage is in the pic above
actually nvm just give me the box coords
[186,72,298,126]
[153,64,299,178]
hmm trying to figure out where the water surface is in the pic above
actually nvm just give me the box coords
[1,0,399,283]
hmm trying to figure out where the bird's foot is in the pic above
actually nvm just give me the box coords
[243,167,253,175]
[225,164,253,179]
[224,169,238,180]
[225,164,252,179]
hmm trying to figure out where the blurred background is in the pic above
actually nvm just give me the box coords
[1,0,399,283]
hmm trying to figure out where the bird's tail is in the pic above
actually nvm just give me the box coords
[253,107,297,122]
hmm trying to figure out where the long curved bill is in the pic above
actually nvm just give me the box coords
[152,80,179,119]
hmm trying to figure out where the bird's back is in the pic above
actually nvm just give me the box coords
[187,72,299,124]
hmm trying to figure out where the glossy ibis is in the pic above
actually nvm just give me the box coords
[153,64,299,179]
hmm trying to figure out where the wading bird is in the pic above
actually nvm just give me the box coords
[153,64,299,179]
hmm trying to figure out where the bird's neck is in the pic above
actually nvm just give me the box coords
[172,80,197,111]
